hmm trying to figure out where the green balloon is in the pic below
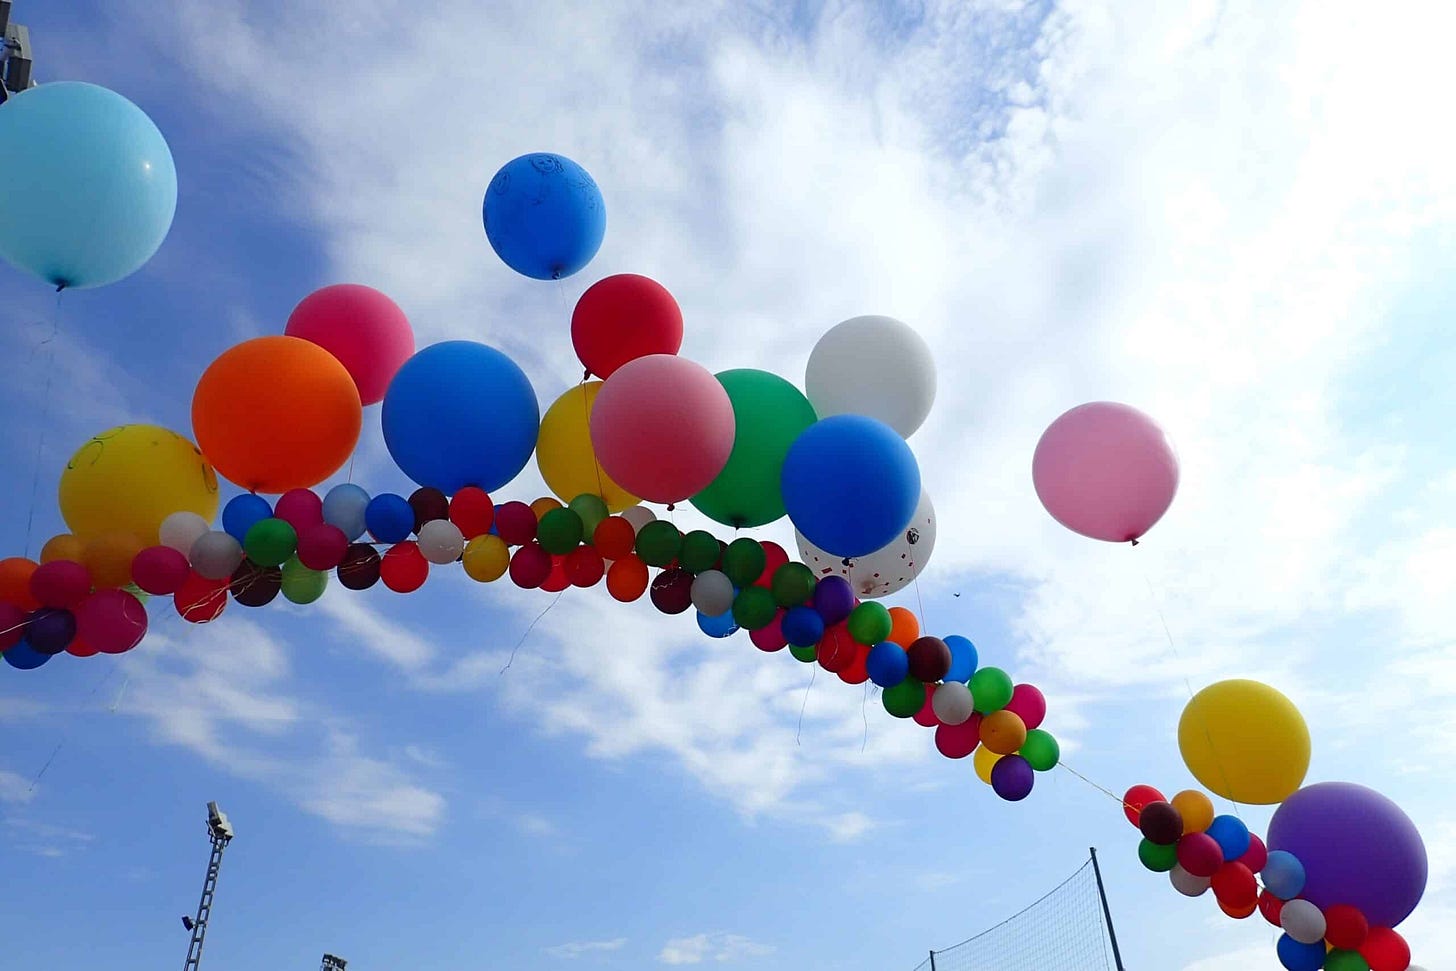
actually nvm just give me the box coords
[538,507,585,555]
[789,643,818,663]
[1323,952,1369,971]
[970,666,1014,713]
[1137,838,1178,873]
[770,562,816,607]
[636,520,682,568]
[1020,729,1060,771]
[679,530,721,574]
[568,494,609,537]
[882,678,925,718]
[722,538,766,588]
[123,583,149,606]
[244,517,298,568]
[847,602,893,645]
[731,586,777,630]
[280,556,328,605]
[690,369,818,528]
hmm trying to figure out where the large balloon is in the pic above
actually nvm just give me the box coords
[1267,782,1427,928]
[589,355,735,504]
[482,153,604,280]
[794,489,935,598]
[804,316,936,438]
[0,82,176,290]
[1179,679,1310,804]
[536,383,638,512]
[284,284,415,405]
[192,336,362,493]
[382,341,540,494]
[571,274,683,378]
[58,425,219,546]
[690,369,818,528]
[781,415,921,558]
[1032,401,1179,543]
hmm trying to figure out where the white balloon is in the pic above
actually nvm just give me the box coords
[619,505,656,534]
[931,683,975,725]
[805,315,936,437]
[1169,865,1211,897]
[418,519,465,565]
[160,511,211,555]
[1278,898,1326,944]
[189,530,243,581]
[690,570,735,617]
[795,489,935,599]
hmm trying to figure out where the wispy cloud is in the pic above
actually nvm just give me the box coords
[545,938,628,960]
[3,816,97,858]
[0,769,36,804]
[659,933,774,966]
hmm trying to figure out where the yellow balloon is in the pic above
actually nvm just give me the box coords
[536,383,638,513]
[462,534,510,582]
[531,496,563,519]
[1171,789,1215,834]
[1178,679,1310,805]
[973,744,1002,785]
[59,425,219,546]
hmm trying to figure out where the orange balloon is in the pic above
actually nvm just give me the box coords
[40,534,86,564]
[592,516,636,560]
[980,709,1028,755]
[192,336,361,493]
[0,557,41,610]
[606,554,649,602]
[1172,789,1216,834]
[82,532,143,589]
[531,496,563,520]
[887,606,920,648]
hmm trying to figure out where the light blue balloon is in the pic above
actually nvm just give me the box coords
[0,82,177,289]
[482,153,605,280]
[696,609,739,639]
[322,483,371,541]
[943,634,978,683]
[1262,849,1306,900]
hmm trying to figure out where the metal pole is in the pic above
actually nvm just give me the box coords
[1088,847,1126,971]
[928,950,937,971]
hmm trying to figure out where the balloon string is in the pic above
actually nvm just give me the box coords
[913,575,928,632]
[500,591,564,675]
[22,290,64,559]
[578,376,608,503]
[796,665,817,746]
[861,681,871,753]
[1056,761,1131,809]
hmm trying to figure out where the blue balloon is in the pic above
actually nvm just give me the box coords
[943,634,978,683]
[365,493,414,544]
[780,606,826,647]
[1206,814,1251,860]
[322,483,371,541]
[223,494,274,543]
[0,82,177,289]
[865,641,909,688]
[781,415,920,558]
[381,341,540,494]
[696,609,739,639]
[1275,934,1325,971]
[1262,850,1306,900]
[4,640,52,670]
[482,153,605,280]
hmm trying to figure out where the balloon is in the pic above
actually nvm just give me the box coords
[973,744,1002,785]
[1019,729,1060,771]
[568,494,610,539]
[619,505,656,534]
[1032,401,1179,543]
[1,603,28,651]
[450,487,496,539]
[1139,802,1184,846]
[865,642,908,688]
[749,612,787,652]
[536,383,639,512]
[1212,861,1258,908]
[632,521,680,568]
[1324,952,1371,971]
[980,709,1028,755]
[934,715,982,759]
[284,284,415,405]
[812,576,855,627]
[482,152,604,280]
[991,754,1034,801]
[1279,899,1327,945]
[418,520,466,565]
[770,563,816,608]
[30,561,92,609]
[462,534,510,582]
[804,315,936,438]
[0,558,40,610]
[3,641,51,670]
[606,555,649,602]
[1179,679,1311,805]
[650,569,695,615]
[571,274,683,378]
[1124,784,1167,827]
[534,508,583,556]
[1219,896,1258,920]
[25,608,76,654]
[780,606,825,647]
[275,489,325,532]
[362,493,412,544]
[224,493,274,543]
[71,590,143,655]
[1268,782,1427,928]
[1171,789,1215,834]
[189,531,244,581]
[781,415,921,558]
[755,542,790,586]
[1262,850,1308,900]
[175,571,228,623]
[1005,684,1047,731]
[931,682,975,725]
[232,560,282,607]
[722,539,767,589]
[907,636,951,682]
[697,609,739,639]
[244,518,298,568]
[58,425,219,546]
[337,544,382,591]
[731,586,778,631]
[280,557,328,605]
[160,511,212,557]
[564,546,605,587]
[381,542,429,593]
[1259,891,1285,927]
[382,341,540,494]
[886,607,920,648]
[1326,905,1370,950]
[81,532,141,589]
[40,534,85,565]
[788,643,817,663]
[1239,834,1268,874]
[322,484,371,541]
[1275,933,1328,971]
[690,571,735,617]
[1359,928,1410,971]
[970,667,1014,713]
[794,489,936,599]
[296,524,349,571]
[818,625,859,675]
[1177,832,1224,878]
[1206,815,1252,861]
[592,516,637,560]
[1170,865,1211,898]
[1139,839,1179,873]
[882,678,925,718]
[494,501,538,545]
[0,82,176,289]
[678,531,721,574]
[847,602,893,645]
[590,355,735,504]
[508,543,551,590]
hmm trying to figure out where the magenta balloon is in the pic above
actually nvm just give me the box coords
[750,611,787,652]
[285,284,416,406]
[75,589,148,655]
[589,354,735,504]
[1031,402,1179,543]
[296,523,349,571]
[1005,684,1047,730]
[274,488,324,531]
[131,545,191,595]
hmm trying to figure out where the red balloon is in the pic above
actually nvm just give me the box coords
[1005,683,1047,730]
[934,714,982,759]
[541,555,570,593]
[274,488,324,531]
[495,501,538,546]
[380,541,429,593]
[838,645,869,685]
[912,684,939,727]
[297,523,349,571]
[29,560,93,609]
[449,486,495,539]
[1358,927,1410,971]
[1217,897,1257,920]
[1177,832,1225,878]
[816,622,856,672]
[1123,784,1166,827]
[571,274,683,379]
[589,355,735,504]
[755,541,790,588]
[592,516,636,560]
[67,635,100,658]
[565,546,605,587]
[1324,904,1369,950]
[1237,833,1268,873]
[749,611,787,652]
[76,589,148,654]
[606,555,649,602]
[1211,861,1258,910]
[175,571,229,624]
[285,283,415,405]
[1258,890,1284,927]
[1,602,27,651]
[132,545,190,595]
[509,543,552,589]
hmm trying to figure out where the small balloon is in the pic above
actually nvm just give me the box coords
[1005,684,1047,731]
[973,743,1002,785]
[980,709,1028,755]
[175,571,228,623]
[592,516,637,561]
[812,576,855,627]
[232,560,282,607]
[483,152,605,281]
[1279,899,1326,945]
[1138,839,1179,873]
[296,524,349,572]
[696,609,739,639]
[722,539,767,589]
[933,715,982,759]
[605,555,649,602]
[462,535,510,583]
[1124,784,1167,827]
[636,520,683,568]
[189,531,244,581]
[907,636,951,683]
[931,682,974,725]
[1275,933,1328,971]
[1262,850,1307,901]
[25,608,77,654]
[29,560,92,609]
[749,612,787,652]
[847,602,893,646]
[943,634,978,684]
[281,556,328,605]
[678,530,721,574]
[970,667,1014,713]
[780,605,825,647]
[366,493,415,544]
[690,571,735,617]
[1138,802,1184,846]
[1019,729,1060,771]
[1206,815,1252,861]
[322,484,371,541]
[418,519,466,565]
[991,754,1034,801]
[274,489,325,532]
[244,518,298,568]
[650,568,695,615]
[1177,832,1224,878]
[161,511,212,556]
[450,487,495,539]
[508,543,552,590]
[1171,789,1215,834]
[1169,865,1211,898]
[564,546,605,588]
[731,586,778,631]
[74,589,147,654]
[223,493,274,543]
[494,501,539,546]
[882,678,926,719]
[572,274,683,379]
[336,544,382,591]
[408,487,451,532]
[381,542,429,593]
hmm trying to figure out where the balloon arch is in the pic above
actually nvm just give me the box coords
[0,82,1431,971]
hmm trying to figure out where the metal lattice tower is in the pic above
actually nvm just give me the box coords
[181,803,235,971]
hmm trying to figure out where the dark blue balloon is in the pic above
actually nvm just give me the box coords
[1206,814,1251,860]
[482,153,605,281]
[4,640,52,670]
[943,634,978,684]
[26,608,75,655]
[780,605,825,647]
[382,341,540,494]
[366,493,414,544]
[223,493,273,542]
[781,415,920,558]
[1275,934,1325,971]
[865,641,909,688]
[696,609,739,639]
[812,575,855,627]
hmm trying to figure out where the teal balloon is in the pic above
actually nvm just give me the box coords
[690,369,817,527]
[0,83,177,289]
[280,556,328,605]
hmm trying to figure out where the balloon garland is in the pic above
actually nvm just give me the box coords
[0,79,1432,971]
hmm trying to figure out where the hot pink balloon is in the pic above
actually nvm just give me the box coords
[131,545,190,595]
[285,284,416,406]
[1005,684,1046,730]
[934,714,982,759]
[750,611,787,652]
[273,488,324,530]
[296,523,349,571]
[1032,401,1179,543]
[75,589,149,655]
[589,354,735,504]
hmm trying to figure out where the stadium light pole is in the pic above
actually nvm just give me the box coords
[322,954,348,971]
[0,0,36,100]
[1088,847,1126,971]
[180,802,235,971]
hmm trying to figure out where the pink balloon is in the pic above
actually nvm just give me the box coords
[913,683,939,727]
[1005,684,1047,730]
[75,589,149,655]
[1032,401,1179,543]
[296,523,349,571]
[285,284,416,405]
[589,354,735,504]
[274,488,324,530]
[0,602,26,651]
[30,560,93,609]
[750,611,787,652]
[131,545,191,595]
[934,714,982,759]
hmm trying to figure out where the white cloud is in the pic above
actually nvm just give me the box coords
[545,938,628,960]
[2,816,97,858]
[0,768,35,804]
[659,933,775,965]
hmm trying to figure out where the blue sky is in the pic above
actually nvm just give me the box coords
[4,1,1456,969]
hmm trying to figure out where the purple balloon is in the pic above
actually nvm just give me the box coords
[1267,782,1427,928]
[1032,401,1179,543]
[25,607,76,655]
[991,754,1035,801]
[812,575,855,626]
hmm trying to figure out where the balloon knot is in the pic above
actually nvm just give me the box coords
[54,282,67,293]
[841,557,853,568]
[667,503,676,512]
[1130,538,1140,547]
[582,368,591,382]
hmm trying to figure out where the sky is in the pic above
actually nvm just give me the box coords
[2,0,1456,968]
